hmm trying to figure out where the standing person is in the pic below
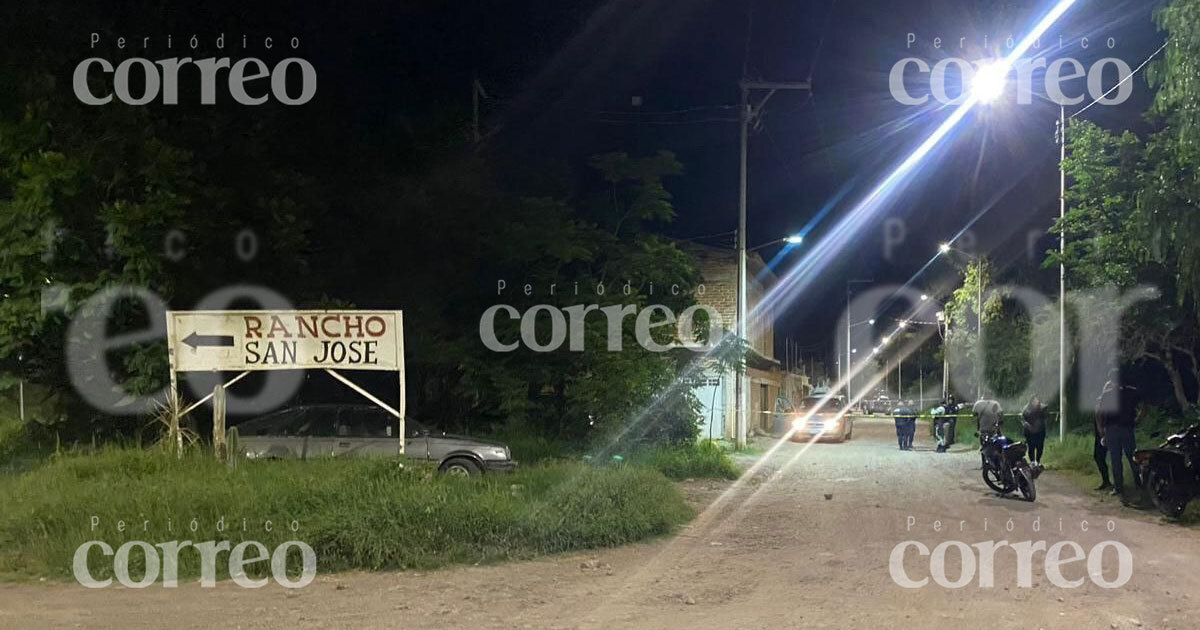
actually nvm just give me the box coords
[1093,392,1112,491]
[1096,368,1144,497]
[904,400,918,450]
[1021,396,1047,467]
[973,398,1003,441]
[932,401,949,453]
[892,401,914,450]
[944,394,959,446]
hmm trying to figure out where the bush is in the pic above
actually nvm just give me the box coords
[631,440,740,481]
[0,449,692,582]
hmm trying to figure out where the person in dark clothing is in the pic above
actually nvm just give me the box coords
[944,394,958,447]
[1096,369,1144,497]
[903,400,918,449]
[893,401,916,450]
[1093,413,1112,491]
[973,399,1004,441]
[1021,396,1047,467]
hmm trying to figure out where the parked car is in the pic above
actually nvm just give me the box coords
[233,404,517,476]
[789,395,853,442]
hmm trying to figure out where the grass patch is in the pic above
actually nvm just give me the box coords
[630,440,740,481]
[1041,428,1200,525]
[484,429,578,465]
[1041,432,1096,475]
[0,448,693,583]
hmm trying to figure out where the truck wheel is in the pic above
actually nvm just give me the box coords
[440,457,482,477]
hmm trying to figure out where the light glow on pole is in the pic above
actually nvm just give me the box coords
[755,0,1082,323]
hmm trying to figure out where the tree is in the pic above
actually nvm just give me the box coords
[942,258,1004,399]
[0,52,316,439]
[1144,0,1200,311]
[1050,63,1200,410]
[456,152,707,445]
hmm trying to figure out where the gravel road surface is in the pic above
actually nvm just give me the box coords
[4,418,1199,629]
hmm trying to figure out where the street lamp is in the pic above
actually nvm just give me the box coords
[736,78,811,451]
[748,234,804,252]
[973,90,1069,439]
[733,233,806,449]
[971,62,1008,104]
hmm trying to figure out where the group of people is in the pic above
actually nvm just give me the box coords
[883,369,1144,501]
[890,393,1049,466]
[890,400,918,450]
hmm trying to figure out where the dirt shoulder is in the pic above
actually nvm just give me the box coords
[3,420,1199,630]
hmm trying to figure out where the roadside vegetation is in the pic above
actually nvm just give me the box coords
[629,440,740,480]
[0,446,696,582]
[0,393,742,583]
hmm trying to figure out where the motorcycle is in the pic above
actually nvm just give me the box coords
[1134,424,1200,518]
[979,433,1037,501]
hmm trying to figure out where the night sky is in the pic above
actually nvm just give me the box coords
[9,0,1167,364]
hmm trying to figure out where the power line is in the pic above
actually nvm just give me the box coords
[1071,39,1169,119]
[592,104,737,116]
[594,116,738,126]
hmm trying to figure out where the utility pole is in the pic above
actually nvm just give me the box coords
[17,352,24,422]
[1057,105,1068,441]
[735,77,811,450]
[937,310,949,401]
[845,289,851,397]
[844,279,872,405]
[472,77,487,145]
[977,262,983,400]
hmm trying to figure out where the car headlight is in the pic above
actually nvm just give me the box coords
[823,418,841,429]
[791,417,805,429]
[486,447,510,460]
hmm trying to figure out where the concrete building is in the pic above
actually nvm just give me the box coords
[678,242,784,441]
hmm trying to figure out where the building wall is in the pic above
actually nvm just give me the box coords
[681,242,782,440]
[690,247,775,360]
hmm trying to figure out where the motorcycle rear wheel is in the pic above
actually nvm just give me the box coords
[1147,468,1189,519]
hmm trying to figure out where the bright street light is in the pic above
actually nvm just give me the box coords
[920,294,928,301]
[749,234,805,252]
[938,243,952,255]
[868,318,876,325]
[972,62,1008,104]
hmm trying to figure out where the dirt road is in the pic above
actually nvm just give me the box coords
[4,419,1199,629]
